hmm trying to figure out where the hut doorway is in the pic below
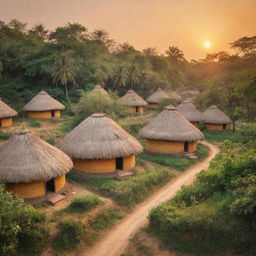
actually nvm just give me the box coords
[116,158,123,170]
[223,124,227,130]
[51,110,55,118]
[46,179,55,192]
[184,141,189,152]
[135,106,139,112]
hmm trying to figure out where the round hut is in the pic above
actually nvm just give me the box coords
[90,84,109,96]
[146,88,169,108]
[203,105,232,131]
[57,113,143,174]
[0,99,18,128]
[121,89,147,113]
[23,90,65,119]
[177,100,202,128]
[170,91,182,101]
[139,105,204,154]
[0,129,73,198]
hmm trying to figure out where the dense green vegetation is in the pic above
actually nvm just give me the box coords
[139,143,209,170]
[0,185,48,256]
[67,194,101,213]
[68,167,175,207]
[148,126,256,255]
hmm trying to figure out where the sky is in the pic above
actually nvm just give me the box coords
[0,0,256,59]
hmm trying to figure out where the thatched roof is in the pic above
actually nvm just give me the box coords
[23,90,65,112]
[0,129,73,183]
[170,91,182,101]
[57,113,143,160]
[146,88,169,104]
[90,84,108,95]
[0,99,18,119]
[203,105,231,124]
[139,105,204,142]
[177,100,202,122]
[121,89,147,107]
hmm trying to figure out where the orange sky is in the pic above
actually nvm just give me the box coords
[0,0,255,59]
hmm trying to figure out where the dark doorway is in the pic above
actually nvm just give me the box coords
[223,124,227,130]
[136,106,139,113]
[184,141,189,152]
[116,158,123,170]
[51,110,55,118]
[46,179,55,192]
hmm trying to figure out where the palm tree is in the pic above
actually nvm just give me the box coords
[128,64,140,89]
[113,65,129,89]
[52,54,76,104]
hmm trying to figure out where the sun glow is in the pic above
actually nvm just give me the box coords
[204,41,212,48]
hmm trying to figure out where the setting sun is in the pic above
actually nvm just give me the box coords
[204,41,212,48]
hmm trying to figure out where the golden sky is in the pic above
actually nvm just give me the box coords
[0,0,255,59]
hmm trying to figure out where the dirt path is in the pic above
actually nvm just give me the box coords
[85,141,220,256]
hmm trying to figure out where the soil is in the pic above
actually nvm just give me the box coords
[84,141,220,256]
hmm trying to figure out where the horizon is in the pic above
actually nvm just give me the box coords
[0,0,256,60]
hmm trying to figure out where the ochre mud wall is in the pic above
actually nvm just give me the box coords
[27,111,52,119]
[205,123,231,131]
[0,117,12,127]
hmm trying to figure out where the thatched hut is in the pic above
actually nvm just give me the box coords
[0,129,73,198]
[146,88,169,108]
[170,91,182,101]
[90,84,109,96]
[57,113,143,174]
[121,89,147,113]
[139,105,204,154]
[23,90,65,119]
[0,99,18,127]
[177,100,202,128]
[203,105,231,131]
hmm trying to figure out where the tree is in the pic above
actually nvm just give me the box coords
[113,65,129,88]
[52,54,76,103]
[166,46,186,63]
[28,23,48,41]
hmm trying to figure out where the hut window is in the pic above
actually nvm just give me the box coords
[116,158,123,170]
[223,124,227,130]
[46,179,55,192]
[184,141,189,152]
[136,106,139,112]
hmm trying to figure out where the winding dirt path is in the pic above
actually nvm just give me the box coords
[85,141,220,256]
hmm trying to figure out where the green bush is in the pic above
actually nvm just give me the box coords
[0,131,11,141]
[0,186,48,256]
[53,218,84,251]
[27,119,41,127]
[67,195,101,213]
[92,208,123,231]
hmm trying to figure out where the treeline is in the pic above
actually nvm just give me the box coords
[0,19,255,121]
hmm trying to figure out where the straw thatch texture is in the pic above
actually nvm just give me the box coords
[203,105,231,124]
[23,90,65,111]
[0,99,18,118]
[170,91,182,101]
[146,88,169,103]
[90,84,108,95]
[0,129,73,183]
[177,100,202,122]
[139,105,204,141]
[57,113,143,160]
[121,89,147,107]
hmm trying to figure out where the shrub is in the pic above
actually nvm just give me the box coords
[67,195,101,213]
[53,218,84,251]
[91,208,123,231]
[0,131,11,141]
[27,119,41,127]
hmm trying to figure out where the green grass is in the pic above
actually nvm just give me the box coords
[138,143,209,171]
[27,119,41,127]
[66,195,101,213]
[203,130,238,143]
[0,131,11,141]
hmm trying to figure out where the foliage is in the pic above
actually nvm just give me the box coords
[67,195,101,213]
[0,185,48,256]
[27,119,41,127]
[149,147,256,255]
[91,207,123,231]
[53,218,84,251]
[0,131,11,141]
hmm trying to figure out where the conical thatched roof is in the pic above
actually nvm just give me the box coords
[90,84,108,95]
[0,99,18,119]
[203,105,231,124]
[121,89,147,107]
[177,100,202,122]
[23,90,65,112]
[146,88,169,104]
[0,129,73,183]
[139,105,204,142]
[57,113,143,160]
[170,91,182,101]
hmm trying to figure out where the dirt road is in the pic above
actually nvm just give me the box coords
[85,141,220,256]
